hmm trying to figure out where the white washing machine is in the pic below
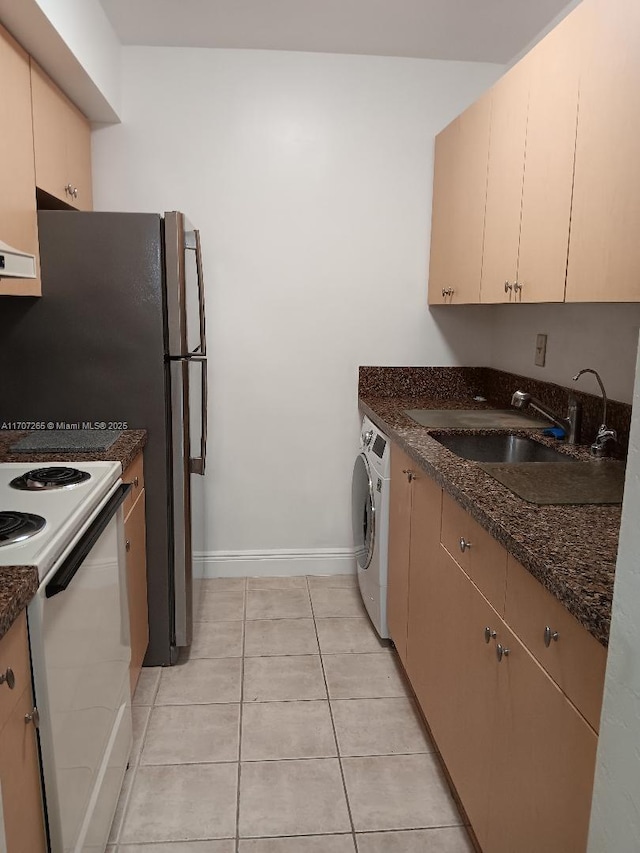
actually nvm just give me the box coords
[351,415,390,638]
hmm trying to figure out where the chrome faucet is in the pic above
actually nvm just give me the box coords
[573,368,617,457]
[511,389,582,444]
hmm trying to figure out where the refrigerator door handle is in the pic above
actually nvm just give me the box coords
[194,229,206,357]
[190,356,208,476]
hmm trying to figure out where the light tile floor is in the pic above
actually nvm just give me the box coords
[107,575,474,853]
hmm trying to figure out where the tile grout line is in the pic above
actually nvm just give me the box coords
[235,577,248,853]
[306,576,360,853]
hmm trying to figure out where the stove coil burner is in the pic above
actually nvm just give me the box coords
[0,511,46,546]
[10,466,92,491]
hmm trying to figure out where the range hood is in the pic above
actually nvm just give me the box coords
[0,240,36,279]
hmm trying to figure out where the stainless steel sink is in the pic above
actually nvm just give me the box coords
[432,434,575,464]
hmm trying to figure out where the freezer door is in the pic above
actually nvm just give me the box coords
[164,212,207,357]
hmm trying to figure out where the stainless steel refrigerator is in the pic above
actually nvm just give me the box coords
[0,211,207,665]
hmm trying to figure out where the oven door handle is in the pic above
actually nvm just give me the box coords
[45,483,132,598]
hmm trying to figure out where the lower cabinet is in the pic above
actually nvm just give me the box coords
[411,545,498,844]
[488,618,598,853]
[0,613,46,851]
[123,455,149,695]
[386,444,414,664]
[387,440,603,852]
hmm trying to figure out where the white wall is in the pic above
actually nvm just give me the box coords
[588,335,640,850]
[488,303,640,403]
[0,0,121,121]
[92,47,501,574]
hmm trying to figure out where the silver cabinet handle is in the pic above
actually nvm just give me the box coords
[459,537,472,553]
[496,643,510,662]
[64,183,72,196]
[24,707,40,728]
[504,280,513,293]
[126,539,131,552]
[133,476,139,488]
[0,668,15,689]
[441,288,454,298]
[544,626,559,647]
[513,282,523,293]
[402,469,417,483]
[73,187,79,199]
[484,627,497,643]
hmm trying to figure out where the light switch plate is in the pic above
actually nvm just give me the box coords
[535,333,547,367]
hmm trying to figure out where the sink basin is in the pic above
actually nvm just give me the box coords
[432,434,575,464]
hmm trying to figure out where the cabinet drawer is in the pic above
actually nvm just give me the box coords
[0,612,31,732]
[505,554,607,731]
[440,492,508,613]
[123,452,145,519]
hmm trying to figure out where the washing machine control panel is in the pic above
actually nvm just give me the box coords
[360,417,390,478]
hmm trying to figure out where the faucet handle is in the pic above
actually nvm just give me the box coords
[591,426,617,457]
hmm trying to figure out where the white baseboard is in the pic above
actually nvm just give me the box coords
[193,548,357,579]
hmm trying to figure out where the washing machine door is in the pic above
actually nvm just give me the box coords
[352,453,375,570]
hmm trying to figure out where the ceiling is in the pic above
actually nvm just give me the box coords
[98,0,578,64]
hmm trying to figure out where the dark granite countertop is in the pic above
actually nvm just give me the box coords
[0,567,39,642]
[0,429,147,471]
[360,394,620,647]
[0,429,147,639]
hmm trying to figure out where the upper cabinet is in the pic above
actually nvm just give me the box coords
[429,0,637,305]
[0,24,40,297]
[480,61,529,304]
[31,61,93,211]
[515,7,585,303]
[428,94,491,304]
[566,0,640,301]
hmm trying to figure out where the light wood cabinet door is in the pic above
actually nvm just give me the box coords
[516,5,585,303]
[386,445,414,664]
[488,621,598,853]
[0,686,47,852]
[505,554,607,732]
[480,62,529,304]
[566,0,640,301]
[0,24,40,297]
[413,545,499,847]
[428,93,491,304]
[0,612,32,733]
[31,60,93,210]
[125,490,149,695]
[405,472,442,692]
[66,101,93,211]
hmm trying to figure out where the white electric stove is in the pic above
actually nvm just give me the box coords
[0,461,132,853]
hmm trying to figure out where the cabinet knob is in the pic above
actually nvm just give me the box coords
[504,280,513,293]
[73,187,79,199]
[24,707,40,728]
[126,539,131,552]
[402,469,417,483]
[133,476,139,487]
[496,643,510,663]
[484,626,497,643]
[513,282,523,293]
[543,626,559,647]
[459,537,472,553]
[0,668,15,690]
[64,183,72,196]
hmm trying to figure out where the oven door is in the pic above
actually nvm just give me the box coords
[28,484,132,853]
